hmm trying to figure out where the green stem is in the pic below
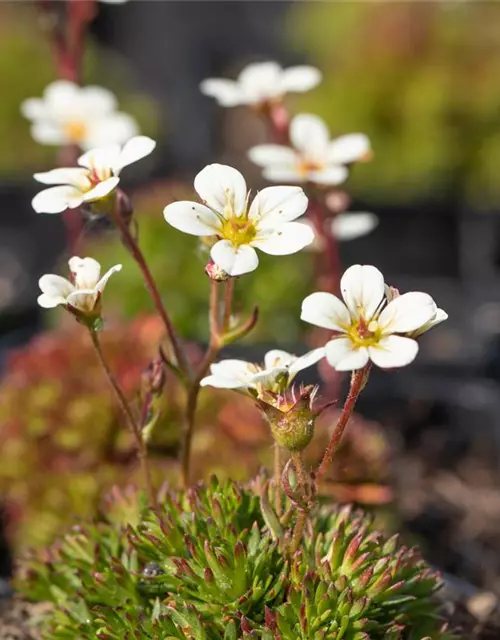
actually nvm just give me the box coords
[89,330,156,508]
[274,444,282,517]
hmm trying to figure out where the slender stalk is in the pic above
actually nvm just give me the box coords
[315,365,370,484]
[179,278,237,488]
[109,199,190,378]
[89,329,156,508]
[274,444,282,517]
[290,511,307,555]
[308,195,341,295]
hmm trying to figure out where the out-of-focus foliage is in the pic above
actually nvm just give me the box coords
[0,314,389,553]
[0,3,160,176]
[86,182,314,341]
[288,1,500,207]
[19,479,452,639]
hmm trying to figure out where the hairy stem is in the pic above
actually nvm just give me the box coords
[180,279,235,488]
[308,195,341,295]
[110,197,190,379]
[89,330,156,508]
[288,452,310,554]
[274,444,282,517]
[315,364,370,484]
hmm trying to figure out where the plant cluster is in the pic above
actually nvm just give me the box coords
[20,479,452,639]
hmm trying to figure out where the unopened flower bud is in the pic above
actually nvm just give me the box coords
[205,260,230,282]
[257,385,318,453]
[142,357,166,396]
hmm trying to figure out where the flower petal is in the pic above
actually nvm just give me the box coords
[248,145,297,168]
[81,86,117,114]
[114,136,156,173]
[368,335,418,368]
[290,114,330,157]
[210,240,259,276]
[331,212,378,241]
[32,185,84,214]
[252,221,314,255]
[288,347,325,375]
[69,257,101,289]
[163,201,220,236]
[20,98,46,120]
[66,289,97,313]
[248,186,308,225]
[378,292,437,334]
[82,177,120,202]
[308,166,348,186]
[280,66,322,93]
[30,122,66,146]
[38,274,74,299]
[301,291,350,331]
[95,264,123,293]
[412,307,448,337]
[239,61,282,103]
[340,264,385,322]
[201,359,256,388]
[262,167,305,183]
[84,113,139,151]
[264,350,295,370]
[194,164,247,215]
[325,338,369,371]
[327,133,371,165]
[34,168,91,189]
[199,79,242,107]
[37,293,66,309]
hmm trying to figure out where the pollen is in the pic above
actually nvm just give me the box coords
[220,217,257,246]
[347,317,382,348]
[296,159,324,176]
[64,120,87,143]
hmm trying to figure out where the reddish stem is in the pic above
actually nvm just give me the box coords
[315,364,370,484]
[308,195,341,295]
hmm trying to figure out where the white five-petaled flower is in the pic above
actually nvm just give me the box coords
[32,136,156,214]
[200,348,325,394]
[163,164,314,276]
[37,256,122,316]
[301,264,447,371]
[200,61,321,108]
[21,81,138,150]
[248,114,371,186]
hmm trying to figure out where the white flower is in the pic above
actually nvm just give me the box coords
[21,81,138,150]
[163,163,314,276]
[304,212,378,252]
[37,256,122,315]
[200,348,325,393]
[301,264,446,371]
[248,114,371,186]
[32,136,156,214]
[200,61,321,107]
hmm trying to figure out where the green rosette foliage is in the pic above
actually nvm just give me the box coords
[19,478,455,639]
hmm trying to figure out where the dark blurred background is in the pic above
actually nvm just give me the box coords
[3,0,500,595]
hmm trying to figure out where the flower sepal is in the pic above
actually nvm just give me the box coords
[257,384,319,453]
[67,301,104,331]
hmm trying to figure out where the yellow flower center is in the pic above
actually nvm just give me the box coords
[297,159,324,176]
[220,216,257,246]
[345,318,382,348]
[64,120,87,143]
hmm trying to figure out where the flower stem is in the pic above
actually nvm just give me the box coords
[315,364,370,484]
[289,510,307,555]
[308,194,341,295]
[288,452,310,554]
[180,278,235,488]
[110,196,191,379]
[274,444,282,517]
[89,329,156,508]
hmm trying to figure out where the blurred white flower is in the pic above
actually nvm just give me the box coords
[304,212,378,252]
[32,136,156,214]
[21,80,138,150]
[163,163,314,276]
[301,264,446,371]
[200,348,325,394]
[249,114,371,185]
[200,61,321,107]
[37,256,122,316]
